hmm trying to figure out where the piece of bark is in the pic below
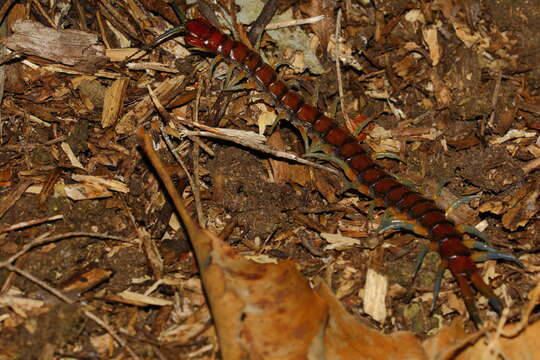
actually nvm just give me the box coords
[1,20,106,71]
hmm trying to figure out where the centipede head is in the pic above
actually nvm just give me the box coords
[186,19,213,38]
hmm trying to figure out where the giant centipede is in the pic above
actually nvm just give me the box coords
[182,17,517,325]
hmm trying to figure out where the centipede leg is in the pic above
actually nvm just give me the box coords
[377,217,428,237]
[469,272,503,315]
[430,261,447,313]
[469,250,523,267]
[413,241,438,279]
[463,240,523,266]
[455,274,482,325]
[457,224,492,245]
[414,245,429,274]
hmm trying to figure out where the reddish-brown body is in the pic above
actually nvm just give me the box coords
[184,18,503,323]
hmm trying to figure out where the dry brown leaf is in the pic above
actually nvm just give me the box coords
[502,184,539,231]
[312,169,339,203]
[187,217,435,360]
[298,0,336,52]
[319,283,428,360]
[456,321,540,360]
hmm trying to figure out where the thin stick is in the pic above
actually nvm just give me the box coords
[266,15,326,30]
[179,128,339,175]
[139,129,199,237]
[0,214,63,234]
[248,0,279,45]
[193,142,205,226]
[3,231,125,265]
[1,263,74,304]
[335,9,351,129]
[147,84,213,155]
[0,180,32,219]
[160,123,197,190]
[0,253,29,294]
[0,261,140,358]
[0,231,139,359]
[146,85,204,225]
[0,0,16,25]
[84,310,141,360]
[485,71,502,137]
[30,0,56,27]
[191,75,206,226]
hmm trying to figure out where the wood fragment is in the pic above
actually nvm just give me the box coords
[1,20,105,69]
[61,268,113,294]
[115,75,187,134]
[101,77,129,128]
[140,227,164,280]
[105,48,145,62]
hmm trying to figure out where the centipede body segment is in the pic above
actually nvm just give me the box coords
[184,18,515,324]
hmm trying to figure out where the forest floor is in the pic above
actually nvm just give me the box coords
[0,0,538,359]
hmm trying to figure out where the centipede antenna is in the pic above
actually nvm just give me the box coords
[445,194,480,218]
[122,3,186,65]
[169,1,187,26]
[153,26,185,45]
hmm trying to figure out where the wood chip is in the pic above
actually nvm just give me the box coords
[60,142,85,170]
[71,174,128,193]
[362,268,388,323]
[101,77,129,128]
[321,232,361,250]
